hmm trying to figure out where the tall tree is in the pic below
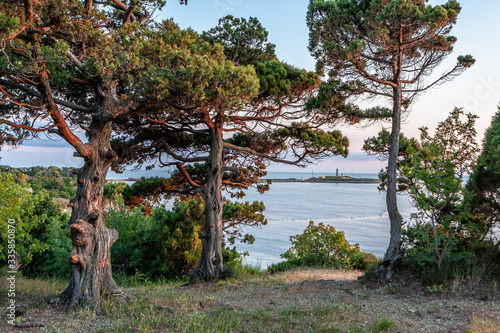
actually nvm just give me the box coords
[0,0,188,311]
[366,109,488,272]
[363,129,420,193]
[114,16,350,282]
[307,0,474,280]
[464,107,500,242]
[400,109,478,270]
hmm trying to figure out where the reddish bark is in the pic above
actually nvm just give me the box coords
[59,87,125,312]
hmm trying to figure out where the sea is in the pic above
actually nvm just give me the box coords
[230,172,415,267]
[108,170,416,267]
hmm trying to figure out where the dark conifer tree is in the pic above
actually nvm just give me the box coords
[113,16,351,282]
[0,0,189,311]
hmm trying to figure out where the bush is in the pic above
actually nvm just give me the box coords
[105,201,201,280]
[269,221,377,273]
[351,252,380,271]
[106,198,248,280]
[401,220,500,285]
[0,175,69,272]
[20,192,72,278]
[152,199,204,279]
[0,166,79,278]
[0,180,72,278]
[0,166,78,199]
[0,172,34,264]
[267,258,302,274]
[105,205,158,278]
[220,262,261,280]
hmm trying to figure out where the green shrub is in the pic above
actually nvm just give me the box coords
[0,166,78,199]
[269,221,377,273]
[105,205,160,278]
[281,222,358,264]
[0,172,35,264]
[0,175,68,272]
[370,318,396,332]
[351,251,379,271]
[105,201,202,280]
[20,192,72,278]
[267,258,302,274]
[220,262,261,280]
[106,198,248,280]
[400,220,500,285]
[0,166,78,277]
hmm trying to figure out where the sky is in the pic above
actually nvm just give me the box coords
[1,0,499,174]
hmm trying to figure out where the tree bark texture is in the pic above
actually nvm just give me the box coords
[60,86,124,311]
[378,87,404,281]
[189,124,225,282]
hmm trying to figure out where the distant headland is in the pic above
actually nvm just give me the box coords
[266,175,380,184]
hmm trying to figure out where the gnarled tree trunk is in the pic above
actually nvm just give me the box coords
[60,91,125,312]
[189,124,224,282]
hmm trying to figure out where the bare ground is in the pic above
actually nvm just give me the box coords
[1,269,499,332]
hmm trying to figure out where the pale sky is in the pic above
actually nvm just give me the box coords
[2,0,499,174]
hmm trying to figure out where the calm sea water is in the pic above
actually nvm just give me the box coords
[108,170,415,267]
[107,170,379,181]
[232,174,415,267]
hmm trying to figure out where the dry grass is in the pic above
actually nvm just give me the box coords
[1,268,499,332]
[262,268,363,284]
[467,316,500,333]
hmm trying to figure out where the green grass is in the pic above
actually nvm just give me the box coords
[370,318,396,332]
[0,272,375,332]
[2,267,499,332]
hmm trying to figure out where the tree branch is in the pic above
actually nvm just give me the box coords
[38,71,90,157]
[0,119,55,132]
[221,166,240,173]
[403,63,465,94]
[158,138,209,163]
[0,79,92,113]
[123,4,138,24]
[223,141,305,166]
[111,103,153,121]
[176,163,201,188]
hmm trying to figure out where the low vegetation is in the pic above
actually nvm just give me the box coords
[1,162,498,284]
[1,267,499,332]
[268,221,379,274]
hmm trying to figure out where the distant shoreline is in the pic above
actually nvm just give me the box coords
[107,176,381,184]
[264,176,380,184]
[270,179,380,184]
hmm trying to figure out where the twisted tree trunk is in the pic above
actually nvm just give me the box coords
[60,88,125,312]
[189,124,224,282]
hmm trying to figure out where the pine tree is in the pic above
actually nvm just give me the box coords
[0,0,188,311]
[465,107,500,242]
[307,0,474,280]
[113,16,351,281]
